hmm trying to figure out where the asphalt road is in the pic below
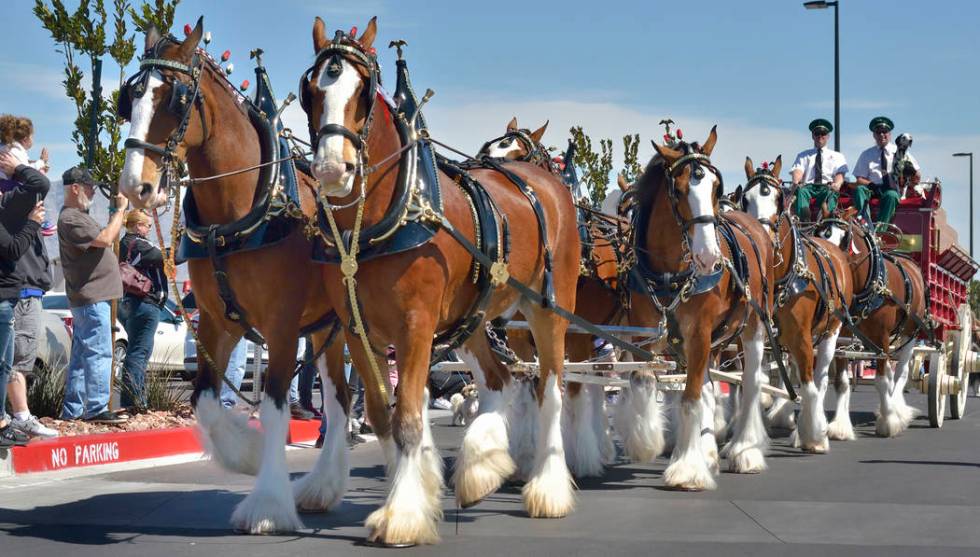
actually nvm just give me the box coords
[2,387,979,556]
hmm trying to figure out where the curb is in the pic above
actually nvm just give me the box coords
[1,419,322,476]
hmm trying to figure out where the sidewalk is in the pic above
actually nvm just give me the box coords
[0,419,323,478]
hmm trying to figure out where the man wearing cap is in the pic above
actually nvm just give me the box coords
[57,166,129,424]
[790,118,849,221]
[852,116,920,226]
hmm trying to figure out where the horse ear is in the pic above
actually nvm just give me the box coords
[617,174,630,191]
[360,16,378,50]
[772,155,782,178]
[702,125,718,156]
[313,17,328,52]
[733,184,743,203]
[530,120,549,143]
[506,117,518,132]
[144,23,161,52]
[651,140,682,164]
[744,156,754,180]
[177,17,204,59]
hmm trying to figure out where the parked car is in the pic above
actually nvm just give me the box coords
[41,292,188,374]
[35,308,72,374]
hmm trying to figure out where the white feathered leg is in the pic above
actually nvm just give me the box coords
[292,356,349,512]
[828,362,855,441]
[230,398,303,533]
[722,327,768,473]
[798,330,837,453]
[562,384,604,478]
[875,360,903,437]
[523,375,576,517]
[366,391,444,545]
[890,342,918,428]
[663,396,716,491]
[700,380,720,474]
[613,371,665,463]
[508,376,538,482]
[453,349,515,507]
[587,382,616,465]
[195,390,263,475]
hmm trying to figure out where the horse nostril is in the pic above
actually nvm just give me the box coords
[344,162,355,173]
[139,182,153,197]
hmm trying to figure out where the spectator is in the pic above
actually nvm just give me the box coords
[0,115,50,180]
[0,146,57,439]
[289,337,315,420]
[0,151,47,446]
[180,289,248,410]
[117,210,167,412]
[57,166,128,424]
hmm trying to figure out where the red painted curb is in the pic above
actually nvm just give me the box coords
[10,419,321,475]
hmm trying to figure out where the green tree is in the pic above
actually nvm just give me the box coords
[621,133,642,184]
[569,126,613,207]
[34,0,180,185]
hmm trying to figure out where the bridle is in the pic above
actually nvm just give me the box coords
[479,129,549,168]
[119,35,211,197]
[298,30,381,186]
[663,144,724,236]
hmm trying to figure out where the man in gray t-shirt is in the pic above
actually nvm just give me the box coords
[56,166,129,424]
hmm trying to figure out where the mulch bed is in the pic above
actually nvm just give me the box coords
[37,403,197,437]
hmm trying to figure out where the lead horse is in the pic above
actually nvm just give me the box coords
[300,17,581,544]
[116,20,393,533]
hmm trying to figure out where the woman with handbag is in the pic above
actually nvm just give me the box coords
[118,210,167,412]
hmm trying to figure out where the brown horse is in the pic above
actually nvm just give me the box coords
[478,119,623,477]
[735,157,854,452]
[116,20,392,533]
[629,129,776,487]
[301,17,581,544]
[817,214,928,437]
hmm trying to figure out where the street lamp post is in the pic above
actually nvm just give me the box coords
[804,1,841,152]
[953,152,974,258]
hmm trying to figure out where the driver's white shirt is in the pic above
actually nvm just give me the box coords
[791,147,848,184]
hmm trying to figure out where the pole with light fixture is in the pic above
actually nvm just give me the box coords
[953,152,974,258]
[803,1,840,152]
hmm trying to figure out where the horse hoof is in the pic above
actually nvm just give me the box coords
[827,419,855,441]
[875,413,904,438]
[664,458,717,491]
[728,447,767,474]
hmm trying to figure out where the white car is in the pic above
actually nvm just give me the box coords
[41,292,188,373]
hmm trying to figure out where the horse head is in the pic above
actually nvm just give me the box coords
[479,117,549,160]
[649,126,724,274]
[738,155,783,232]
[118,17,212,209]
[301,16,379,198]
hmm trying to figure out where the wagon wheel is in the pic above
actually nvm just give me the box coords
[927,350,947,428]
[949,304,973,419]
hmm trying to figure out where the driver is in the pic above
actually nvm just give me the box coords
[851,116,920,226]
[790,118,848,221]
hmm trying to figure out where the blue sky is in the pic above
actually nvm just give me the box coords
[3,0,978,252]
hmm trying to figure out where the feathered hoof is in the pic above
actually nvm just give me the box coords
[230,490,304,534]
[895,403,919,428]
[292,472,344,513]
[195,395,263,476]
[766,400,797,430]
[453,448,515,508]
[726,446,767,474]
[365,504,441,546]
[827,418,856,441]
[522,465,575,518]
[703,444,720,475]
[801,436,830,454]
[876,412,905,438]
[664,456,717,491]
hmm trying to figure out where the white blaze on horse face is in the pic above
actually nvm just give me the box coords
[312,58,360,197]
[686,168,722,273]
[744,186,779,223]
[120,74,167,208]
[486,137,521,159]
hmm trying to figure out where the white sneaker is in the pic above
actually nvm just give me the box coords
[11,415,59,438]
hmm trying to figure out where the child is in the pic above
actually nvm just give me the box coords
[0,115,54,236]
[0,115,49,181]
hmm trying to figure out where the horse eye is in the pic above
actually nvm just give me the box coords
[500,139,512,147]
[693,167,705,180]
